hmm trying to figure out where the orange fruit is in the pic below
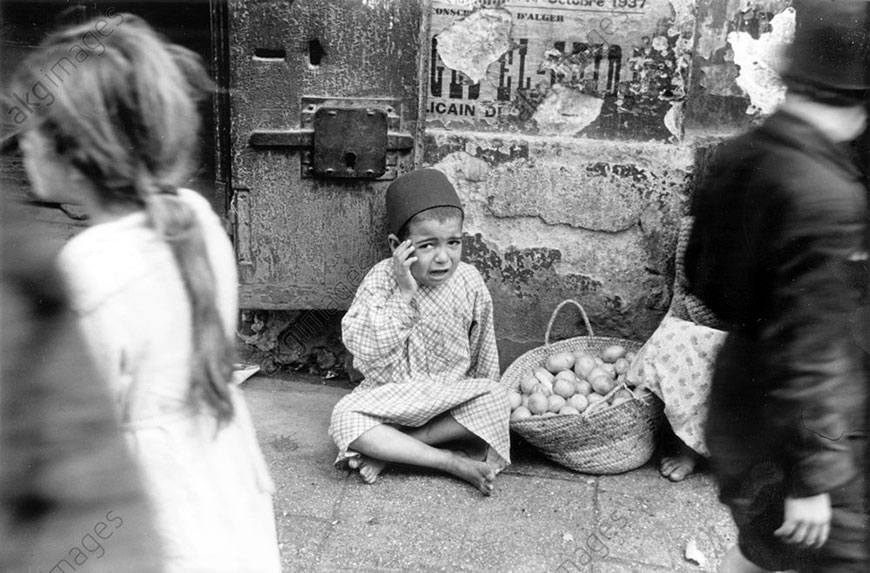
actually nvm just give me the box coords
[554,370,578,384]
[602,345,626,363]
[614,357,630,375]
[510,406,532,421]
[567,394,589,412]
[599,363,617,377]
[590,375,614,395]
[547,394,566,413]
[520,376,538,395]
[527,392,549,415]
[587,367,612,382]
[553,379,575,399]
[573,355,597,379]
[545,351,575,373]
[574,380,592,396]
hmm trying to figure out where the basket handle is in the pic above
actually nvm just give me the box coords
[544,299,594,345]
[584,381,634,415]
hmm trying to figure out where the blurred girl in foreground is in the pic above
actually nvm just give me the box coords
[12,14,281,571]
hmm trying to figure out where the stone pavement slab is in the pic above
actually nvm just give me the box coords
[242,375,736,573]
[320,472,596,572]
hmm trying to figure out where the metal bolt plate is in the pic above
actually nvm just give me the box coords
[312,107,387,178]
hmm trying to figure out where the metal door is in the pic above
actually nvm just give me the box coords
[228,0,422,310]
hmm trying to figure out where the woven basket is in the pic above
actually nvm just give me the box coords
[503,300,664,474]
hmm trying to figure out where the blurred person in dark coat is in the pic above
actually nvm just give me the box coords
[0,203,162,571]
[685,0,870,571]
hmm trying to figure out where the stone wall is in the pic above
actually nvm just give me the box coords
[1,0,801,377]
[417,0,793,369]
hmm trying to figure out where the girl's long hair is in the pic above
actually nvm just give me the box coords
[12,14,235,421]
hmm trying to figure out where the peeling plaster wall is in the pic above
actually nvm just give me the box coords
[424,131,691,368]
[420,0,796,369]
[726,6,793,115]
[685,0,792,132]
[436,8,513,83]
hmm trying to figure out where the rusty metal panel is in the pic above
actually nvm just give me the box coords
[427,0,694,141]
[229,0,422,309]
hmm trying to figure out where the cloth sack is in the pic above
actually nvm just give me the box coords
[625,310,727,457]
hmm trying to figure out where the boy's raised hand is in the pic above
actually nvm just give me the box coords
[774,493,831,550]
[390,237,418,302]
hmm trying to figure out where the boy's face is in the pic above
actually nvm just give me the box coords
[402,216,463,288]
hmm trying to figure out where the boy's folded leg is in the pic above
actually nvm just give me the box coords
[449,381,511,473]
[457,441,490,463]
[328,378,510,473]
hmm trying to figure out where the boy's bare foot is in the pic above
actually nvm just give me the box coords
[447,451,496,495]
[358,455,388,484]
[660,442,701,482]
[344,451,388,483]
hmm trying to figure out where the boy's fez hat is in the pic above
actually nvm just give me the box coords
[781,0,870,101]
[385,169,463,236]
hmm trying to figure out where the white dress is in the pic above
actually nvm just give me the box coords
[58,189,281,573]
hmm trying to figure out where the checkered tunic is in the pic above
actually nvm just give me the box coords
[329,260,511,471]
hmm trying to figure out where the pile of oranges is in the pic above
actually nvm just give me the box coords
[508,345,643,421]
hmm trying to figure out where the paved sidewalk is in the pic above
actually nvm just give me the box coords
[243,375,737,573]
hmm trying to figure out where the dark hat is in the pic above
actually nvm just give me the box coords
[781,0,870,98]
[385,169,463,236]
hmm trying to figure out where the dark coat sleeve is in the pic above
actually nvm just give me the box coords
[684,140,761,327]
[760,173,866,497]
